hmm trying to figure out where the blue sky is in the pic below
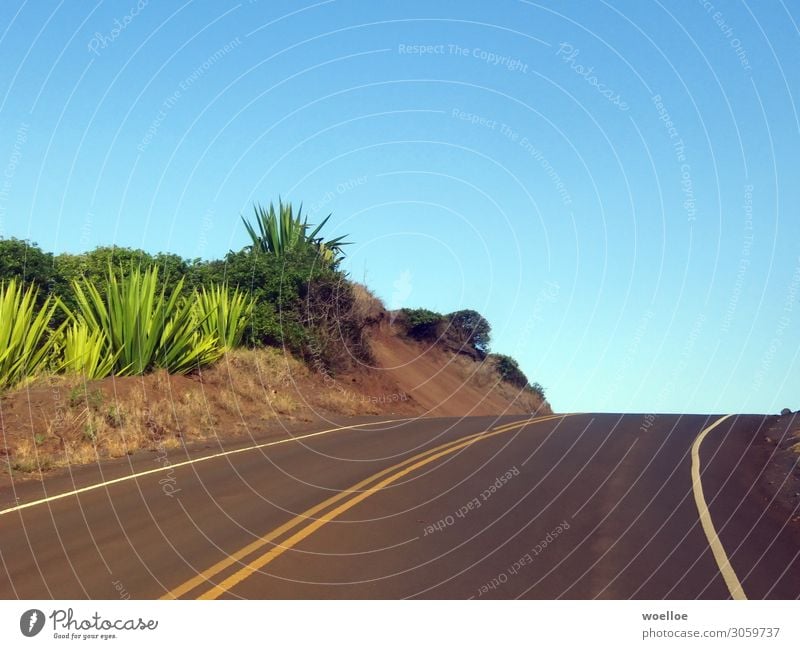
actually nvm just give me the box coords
[0,1,798,414]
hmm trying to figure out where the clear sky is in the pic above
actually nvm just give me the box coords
[0,1,798,414]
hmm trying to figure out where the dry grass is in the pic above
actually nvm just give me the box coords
[61,439,99,466]
[449,354,551,415]
[207,347,306,418]
[267,391,299,415]
[5,376,187,472]
[70,380,185,460]
[313,389,380,416]
[10,437,53,474]
[208,387,241,416]
[350,283,385,325]
[451,355,497,389]
[3,345,395,477]
[210,347,307,392]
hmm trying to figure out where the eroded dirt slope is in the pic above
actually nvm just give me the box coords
[369,320,547,417]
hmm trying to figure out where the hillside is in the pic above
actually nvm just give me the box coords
[0,303,550,483]
[370,317,548,417]
[0,206,550,483]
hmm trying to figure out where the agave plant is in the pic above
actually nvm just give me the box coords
[242,199,350,263]
[0,279,61,391]
[59,320,118,380]
[70,265,223,376]
[193,284,254,351]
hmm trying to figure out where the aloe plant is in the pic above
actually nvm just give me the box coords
[0,279,60,390]
[70,265,222,375]
[193,284,253,351]
[242,199,350,263]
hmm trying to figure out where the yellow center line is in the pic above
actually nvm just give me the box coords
[194,414,570,600]
[162,415,563,599]
[690,414,747,600]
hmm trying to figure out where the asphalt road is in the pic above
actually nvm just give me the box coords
[0,413,797,599]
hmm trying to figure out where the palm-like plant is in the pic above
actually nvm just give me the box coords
[242,199,350,263]
[0,279,61,391]
[70,265,223,376]
[60,320,118,379]
[193,284,254,351]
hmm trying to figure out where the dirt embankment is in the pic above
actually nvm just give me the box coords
[0,316,550,484]
[370,318,548,417]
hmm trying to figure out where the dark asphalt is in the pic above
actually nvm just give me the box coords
[0,413,797,599]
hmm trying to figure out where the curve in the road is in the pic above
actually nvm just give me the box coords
[163,414,568,599]
[690,414,747,600]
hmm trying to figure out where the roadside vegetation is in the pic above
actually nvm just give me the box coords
[0,199,547,476]
[397,308,546,402]
[0,199,364,388]
[399,307,491,355]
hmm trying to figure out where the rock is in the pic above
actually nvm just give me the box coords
[781,408,792,416]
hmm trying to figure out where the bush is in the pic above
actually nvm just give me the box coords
[446,309,491,356]
[528,382,546,401]
[188,246,370,372]
[53,247,189,318]
[302,272,379,372]
[489,354,546,400]
[193,247,320,351]
[0,238,61,307]
[491,354,529,389]
[401,307,492,358]
[401,308,446,341]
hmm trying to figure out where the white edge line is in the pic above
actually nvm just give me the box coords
[0,418,413,518]
[690,413,747,600]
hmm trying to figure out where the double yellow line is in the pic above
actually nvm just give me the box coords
[162,413,567,600]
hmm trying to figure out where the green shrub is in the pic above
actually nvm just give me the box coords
[53,247,189,321]
[302,272,377,372]
[491,353,529,389]
[401,308,446,340]
[0,204,383,381]
[188,246,366,371]
[527,382,546,401]
[446,309,491,355]
[194,248,315,350]
[0,238,62,308]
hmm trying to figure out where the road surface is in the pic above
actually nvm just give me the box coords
[0,413,797,599]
